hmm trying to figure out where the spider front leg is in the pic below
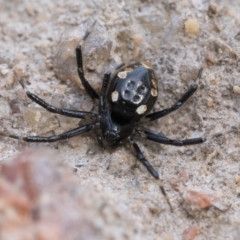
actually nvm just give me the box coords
[76,45,99,100]
[99,72,111,113]
[19,80,97,120]
[127,136,173,211]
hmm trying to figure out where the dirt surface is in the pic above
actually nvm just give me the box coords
[1,0,240,239]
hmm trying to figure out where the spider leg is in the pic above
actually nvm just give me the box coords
[19,80,97,119]
[142,68,203,124]
[128,136,173,211]
[8,123,99,143]
[76,45,99,100]
[99,72,111,113]
[144,84,197,123]
[135,129,205,146]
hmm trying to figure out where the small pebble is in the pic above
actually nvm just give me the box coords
[182,225,201,240]
[206,96,214,107]
[182,189,212,215]
[185,17,200,36]
[132,33,143,45]
[235,175,240,184]
[233,86,240,95]
[236,186,240,194]
[0,64,9,76]
[205,52,216,64]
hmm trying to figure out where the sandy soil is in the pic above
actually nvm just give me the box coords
[1,0,240,239]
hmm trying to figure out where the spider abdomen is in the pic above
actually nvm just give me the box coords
[109,62,158,122]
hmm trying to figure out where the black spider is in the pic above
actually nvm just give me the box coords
[8,45,205,211]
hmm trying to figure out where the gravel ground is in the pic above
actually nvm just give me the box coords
[1,0,240,239]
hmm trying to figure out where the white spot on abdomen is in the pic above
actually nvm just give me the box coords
[111,91,119,102]
[136,105,147,114]
[151,79,157,89]
[117,71,127,79]
[151,88,158,97]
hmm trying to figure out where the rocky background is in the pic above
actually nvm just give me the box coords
[0,0,240,239]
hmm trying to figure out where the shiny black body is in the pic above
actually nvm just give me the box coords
[109,63,157,121]
[100,62,158,145]
[10,44,205,210]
